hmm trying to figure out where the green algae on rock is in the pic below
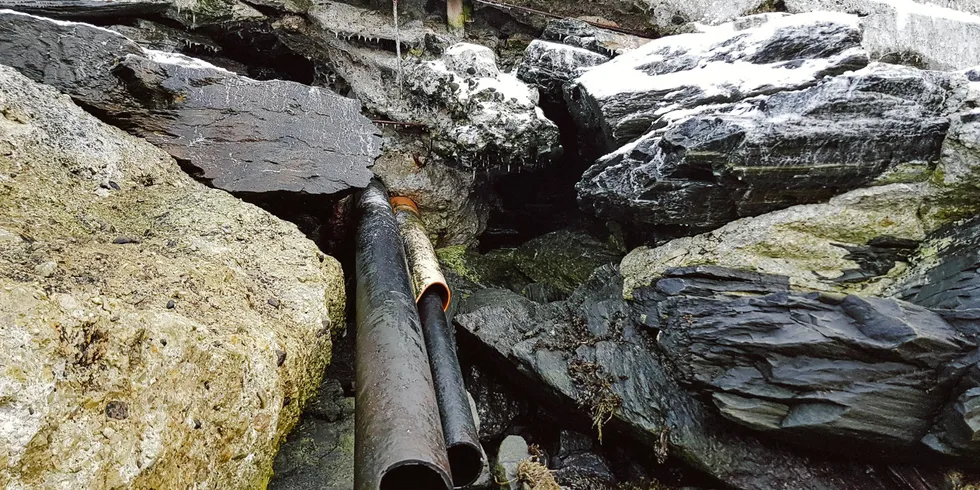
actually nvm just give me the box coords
[0,64,344,489]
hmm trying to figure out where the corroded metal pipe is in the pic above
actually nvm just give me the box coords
[354,180,452,490]
[394,199,484,488]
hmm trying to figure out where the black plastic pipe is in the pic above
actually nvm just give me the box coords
[393,200,485,488]
[418,290,484,487]
[353,180,452,490]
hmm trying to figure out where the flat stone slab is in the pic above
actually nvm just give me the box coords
[0,9,381,195]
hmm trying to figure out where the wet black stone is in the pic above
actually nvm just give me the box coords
[0,11,381,196]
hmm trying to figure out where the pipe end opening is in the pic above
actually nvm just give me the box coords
[380,462,450,490]
[448,442,484,488]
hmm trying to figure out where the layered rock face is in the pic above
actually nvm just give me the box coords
[0,64,345,488]
[451,264,980,489]
[0,9,382,196]
[567,11,977,238]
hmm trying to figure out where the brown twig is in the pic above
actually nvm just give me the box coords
[471,0,654,38]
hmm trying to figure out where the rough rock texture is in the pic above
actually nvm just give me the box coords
[618,77,980,298]
[268,379,354,490]
[0,10,382,196]
[649,267,977,454]
[163,0,266,28]
[517,40,610,105]
[402,43,562,173]
[438,228,622,299]
[0,64,345,489]
[108,19,223,55]
[0,0,171,16]
[786,0,980,70]
[577,63,960,232]
[895,216,980,318]
[268,3,561,174]
[477,0,770,36]
[541,18,649,57]
[923,105,980,226]
[373,144,491,248]
[565,12,869,155]
[453,266,968,489]
[620,184,932,298]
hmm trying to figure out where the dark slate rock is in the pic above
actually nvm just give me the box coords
[0,1,171,17]
[109,19,222,54]
[924,361,980,458]
[540,18,648,57]
[454,265,965,489]
[565,12,868,155]
[576,64,956,231]
[517,40,609,104]
[898,216,980,315]
[653,279,976,452]
[0,10,381,195]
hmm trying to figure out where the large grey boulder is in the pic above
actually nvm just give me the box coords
[618,76,980,298]
[786,0,980,70]
[650,268,977,455]
[453,266,968,489]
[576,63,961,233]
[270,4,561,174]
[0,64,345,489]
[565,12,869,155]
[0,10,382,196]
[373,146,491,247]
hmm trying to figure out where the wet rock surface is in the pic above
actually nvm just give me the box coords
[0,63,345,489]
[786,0,980,70]
[401,43,562,173]
[269,379,355,490]
[650,268,977,455]
[577,61,962,234]
[5,2,980,489]
[0,10,382,196]
[454,264,980,488]
[0,0,171,17]
[565,12,869,155]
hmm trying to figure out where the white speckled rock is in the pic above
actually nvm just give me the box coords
[0,64,344,489]
[404,43,561,173]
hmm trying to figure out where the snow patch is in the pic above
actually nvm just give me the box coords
[0,8,128,37]
[144,49,235,74]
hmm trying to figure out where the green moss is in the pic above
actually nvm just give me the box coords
[872,162,933,185]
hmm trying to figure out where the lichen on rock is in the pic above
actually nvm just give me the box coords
[0,64,344,489]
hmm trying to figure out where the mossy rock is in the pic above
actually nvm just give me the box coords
[0,65,343,489]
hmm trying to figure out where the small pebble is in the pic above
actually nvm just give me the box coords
[108,181,120,190]
[110,315,120,322]
[105,401,129,420]
[112,237,140,245]
[267,298,280,308]
[276,350,287,367]
[166,299,176,309]
[34,261,57,278]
